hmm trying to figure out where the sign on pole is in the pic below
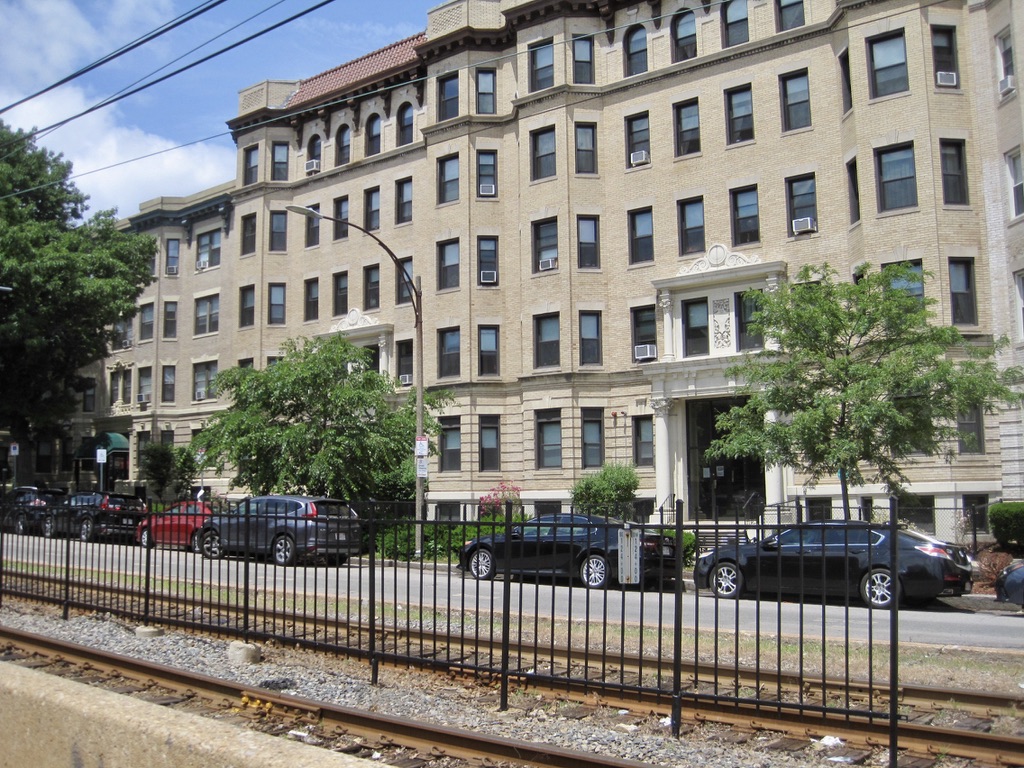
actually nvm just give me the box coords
[415,436,428,457]
[617,526,642,585]
[415,456,429,479]
[9,442,18,457]
[95,448,107,464]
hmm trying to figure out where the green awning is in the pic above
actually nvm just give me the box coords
[75,431,130,459]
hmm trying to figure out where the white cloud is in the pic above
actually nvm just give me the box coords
[3,86,235,218]
[1,0,234,218]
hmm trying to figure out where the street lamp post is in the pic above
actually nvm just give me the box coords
[286,206,426,544]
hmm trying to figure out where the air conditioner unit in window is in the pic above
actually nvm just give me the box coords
[792,217,818,234]
[629,150,651,167]
[538,258,557,271]
[195,259,208,271]
[121,339,132,350]
[478,184,496,197]
[305,159,321,173]
[634,344,657,361]
[480,270,497,284]
[399,374,413,386]
[935,71,958,87]
[137,393,150,404]
[195,389,206,401]
[165,265,178,276]
[1000,75,1016,95]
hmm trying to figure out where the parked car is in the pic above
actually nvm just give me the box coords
[693,521,974,608]
[1,486,68,535]
[199,496,361,566]
[135,501,217,552]
[995,559,1024,607]
[457,513,677,589]
[44,492,148,542]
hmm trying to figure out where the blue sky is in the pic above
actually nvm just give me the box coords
[1,0,436,217]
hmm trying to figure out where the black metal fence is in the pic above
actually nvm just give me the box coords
[1,500,984,766]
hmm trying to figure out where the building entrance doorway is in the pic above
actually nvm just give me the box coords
[686,398,765,521]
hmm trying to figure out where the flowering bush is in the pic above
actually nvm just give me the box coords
[478,481,523,519]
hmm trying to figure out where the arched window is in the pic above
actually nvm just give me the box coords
[396,103,414,146]
[335,125,351,166]
[366,114,381,156]
[625,26,648,76]
[307,134,322,164]
[672,11,697,61]
[723,0,749,48]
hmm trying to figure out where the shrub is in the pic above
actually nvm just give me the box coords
[478,482,523,517]
[570,463,639,517]
[988,502,1024,548]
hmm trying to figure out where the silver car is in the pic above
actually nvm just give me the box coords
[199,495,360,566]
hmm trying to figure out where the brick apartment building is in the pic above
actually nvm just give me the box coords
[31,0,1024,535]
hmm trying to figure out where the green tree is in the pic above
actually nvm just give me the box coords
[170,446,199,499]
[191,334,447,499]
[707,263,1021,518]
[0,120,155,447]
[139,443,176,500]
[570,463,640,517]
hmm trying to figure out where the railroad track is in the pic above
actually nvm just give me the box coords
[0,624,656,768]
[3,597,1024,767]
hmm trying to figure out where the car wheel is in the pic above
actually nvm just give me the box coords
[200,530,222,559]
[79,517,94,543]
[468,548,495,580]
[14,514,27,535]
[271,535,296,567]
[189,530,204,554]
[42,516,55,539]
[580,553,609,589]
[139,528,154,549]
[709,562,743,599]
[860,568,893,609]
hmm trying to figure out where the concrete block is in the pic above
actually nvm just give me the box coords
[228,640,262,664]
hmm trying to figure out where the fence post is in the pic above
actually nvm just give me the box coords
[671,506,685,738]
[242,502,251,643]
[888,508,900,768]
[142,509,153,626]
[499,498,513,711]
[61,524,72,621]
[368,501,379,685]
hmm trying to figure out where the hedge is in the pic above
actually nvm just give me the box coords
[988,502,1024,548]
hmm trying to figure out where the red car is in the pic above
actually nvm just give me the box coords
[136,501,216,552]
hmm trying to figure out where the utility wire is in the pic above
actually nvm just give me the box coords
[0,0,231,116]
[30,0,292,147]
[0,0,338,155]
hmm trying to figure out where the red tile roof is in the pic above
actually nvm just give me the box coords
[288,32,426,109]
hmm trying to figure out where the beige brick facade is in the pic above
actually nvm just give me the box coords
[48,0,1023,533]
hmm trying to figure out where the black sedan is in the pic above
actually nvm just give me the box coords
[694,521,973,608]
[2,487,68,535]
[199,495,361,567]
[458,513,676,589]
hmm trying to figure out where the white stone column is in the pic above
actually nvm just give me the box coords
[763,409,786,523]
[651,397,674,520]
[658,290,676,362]
[378,332,391,374]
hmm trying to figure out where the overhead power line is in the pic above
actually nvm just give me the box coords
[0,0,232,117]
